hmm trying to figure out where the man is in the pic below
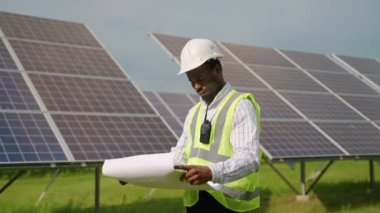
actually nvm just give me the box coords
[172,38,262,212]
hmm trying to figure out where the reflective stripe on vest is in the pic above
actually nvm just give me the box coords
[189,91,240,163]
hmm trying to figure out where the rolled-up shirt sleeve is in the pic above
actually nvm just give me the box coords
[208,99,260,184]
[171,112,192,165]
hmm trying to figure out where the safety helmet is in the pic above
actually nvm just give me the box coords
[178,38,223,75]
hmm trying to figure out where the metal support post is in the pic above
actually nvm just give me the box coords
[35,169,61,206]
[95,167,100,213]
[369,159,375,193]
[306,160,334,194]
[296,161,309,201]
[0,170,25,194]
[264,158,298,194]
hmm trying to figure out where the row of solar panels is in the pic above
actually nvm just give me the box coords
[0,11,177,164]
[150,33,380,161]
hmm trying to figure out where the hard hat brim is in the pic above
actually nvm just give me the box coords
[177,55,223,75]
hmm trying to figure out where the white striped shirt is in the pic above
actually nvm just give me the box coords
[171,82,260,184]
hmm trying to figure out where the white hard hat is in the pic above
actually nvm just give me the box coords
[178,38,223,75]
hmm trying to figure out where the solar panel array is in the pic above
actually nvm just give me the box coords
[0,12,177,165]
[151,33,380,161]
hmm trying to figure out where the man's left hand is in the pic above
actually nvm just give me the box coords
[174,165,212,185]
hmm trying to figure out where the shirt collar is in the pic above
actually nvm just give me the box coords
[200,81,232,108]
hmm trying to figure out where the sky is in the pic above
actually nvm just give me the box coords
[0,0,379,93]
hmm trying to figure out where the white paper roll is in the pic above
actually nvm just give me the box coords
[102,152,217,190]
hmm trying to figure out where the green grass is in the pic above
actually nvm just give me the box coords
[1,160,380,213]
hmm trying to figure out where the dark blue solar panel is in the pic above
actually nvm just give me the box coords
[316,122,380,156]
[261,121,345,159]
[0,112,67,163]
[0,70,40,110]
[0,39,17,70]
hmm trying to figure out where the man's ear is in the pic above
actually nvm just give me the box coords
[215,63,222,74]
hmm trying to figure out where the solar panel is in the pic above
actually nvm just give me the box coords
[316,122,380,156]
[0,39,17,70]
[144,91,183,137]
[250,65,327,92]
[338,55,380,76]
[340,95,380,122]
[0,70,39,110]
[0,11,100,47]
[281,49,346,72]
[151,33,236,63]
[308,71,378,95]
[1,12,178,164]
[9,40,124,78]
[0,112,67,162]
[157,92,194,122]
[281,92,364,121]
[52,114,175,160]
[222,42,296,68]
[260,121,345,159]
[29,73,154,114]
[239,89,301,120]
[223,63,267,89]
[152,33,380,161]
[367,74,380,86]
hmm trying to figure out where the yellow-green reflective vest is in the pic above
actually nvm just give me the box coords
[183,90,262,212]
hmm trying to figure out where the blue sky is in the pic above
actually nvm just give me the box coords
[1,0,379,93]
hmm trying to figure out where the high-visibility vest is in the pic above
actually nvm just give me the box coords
[183,90,262,212]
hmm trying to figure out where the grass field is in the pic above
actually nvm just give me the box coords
[1,160,380,213]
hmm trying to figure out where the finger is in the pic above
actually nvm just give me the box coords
[174,165,190,171]
[186,174,199,184]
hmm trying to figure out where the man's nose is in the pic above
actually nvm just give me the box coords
[193,82,202,92]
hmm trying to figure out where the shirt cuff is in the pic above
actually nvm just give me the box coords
[208,163,223,183]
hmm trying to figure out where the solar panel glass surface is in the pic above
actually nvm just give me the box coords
[316,122,380,156]
[281,49,346,72]
[0,12,100,47]
[281,92,364,121]
[0,70,39,110]
[308,71,378,95]
[0,112,67,163]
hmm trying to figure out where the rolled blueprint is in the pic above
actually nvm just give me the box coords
[102,152,220,190]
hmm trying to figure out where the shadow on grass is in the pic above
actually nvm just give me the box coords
[42,189,272,213]
[48,197,184,213]
[314,181,380,212]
